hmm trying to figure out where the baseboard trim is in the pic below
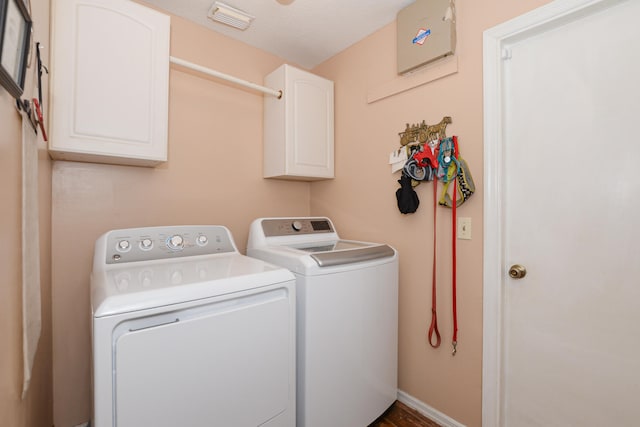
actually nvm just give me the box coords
[397,390,466,427]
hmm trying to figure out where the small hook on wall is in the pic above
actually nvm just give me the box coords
[15,98,47,141]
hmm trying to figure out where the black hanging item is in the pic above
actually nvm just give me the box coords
[16,98,37,132]
[25,42,48,141]
[395,174,420,214]
[36,42,47,107]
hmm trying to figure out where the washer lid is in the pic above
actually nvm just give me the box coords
[91,253,294,317]
[247,239,396,275]
[247,217,397,274]
[290,240,395,267]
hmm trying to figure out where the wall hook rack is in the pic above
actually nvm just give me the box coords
[398,116,452,146]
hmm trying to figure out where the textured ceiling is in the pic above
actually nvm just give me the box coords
[143,0,415,69]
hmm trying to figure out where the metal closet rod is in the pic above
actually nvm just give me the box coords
[169,56,283,99]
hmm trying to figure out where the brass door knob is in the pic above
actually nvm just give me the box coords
[509,264,527,279]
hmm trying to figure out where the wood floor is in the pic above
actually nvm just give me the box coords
[368,401,441,427]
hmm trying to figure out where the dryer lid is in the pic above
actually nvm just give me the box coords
[91,253,294,317]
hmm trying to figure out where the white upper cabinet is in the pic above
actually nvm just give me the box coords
[264,65,334,180]
[49,0,170,166]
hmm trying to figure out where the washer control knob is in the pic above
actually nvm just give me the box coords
[117,240,130,252]
[167,234,184,250]
[140,238,153,250]
[292,221,303,232]
[196,234,208,246]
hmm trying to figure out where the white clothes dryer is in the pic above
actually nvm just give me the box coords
[91,225,296,427]
[247,217,399,427]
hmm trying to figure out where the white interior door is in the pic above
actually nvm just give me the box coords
[483,1,640,425]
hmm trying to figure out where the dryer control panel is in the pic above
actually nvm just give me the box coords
[261,218,335,237]
[99,225,237,264]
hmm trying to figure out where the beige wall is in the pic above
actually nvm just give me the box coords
[51,13,310,427]
[49,1,557,426]
[0,0,52,426]
[311,0,549,425]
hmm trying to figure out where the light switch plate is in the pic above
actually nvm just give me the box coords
[458,217,471,240]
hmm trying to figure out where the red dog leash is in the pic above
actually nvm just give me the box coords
[428,136,460,355]
[428,176,441,348]
[451,175,458,355]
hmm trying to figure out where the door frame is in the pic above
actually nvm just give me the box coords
[481,0,625,425]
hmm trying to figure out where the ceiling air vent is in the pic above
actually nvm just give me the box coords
[207,2,255,30]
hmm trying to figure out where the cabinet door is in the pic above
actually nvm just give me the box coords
[49,0,169,166]
[286,66,334,179]
[264,64,334,180]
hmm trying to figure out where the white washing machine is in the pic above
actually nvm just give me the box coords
[91,225,296,427]
[247,217,399,427]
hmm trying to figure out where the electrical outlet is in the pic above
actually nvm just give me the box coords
[458,217,472,240]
